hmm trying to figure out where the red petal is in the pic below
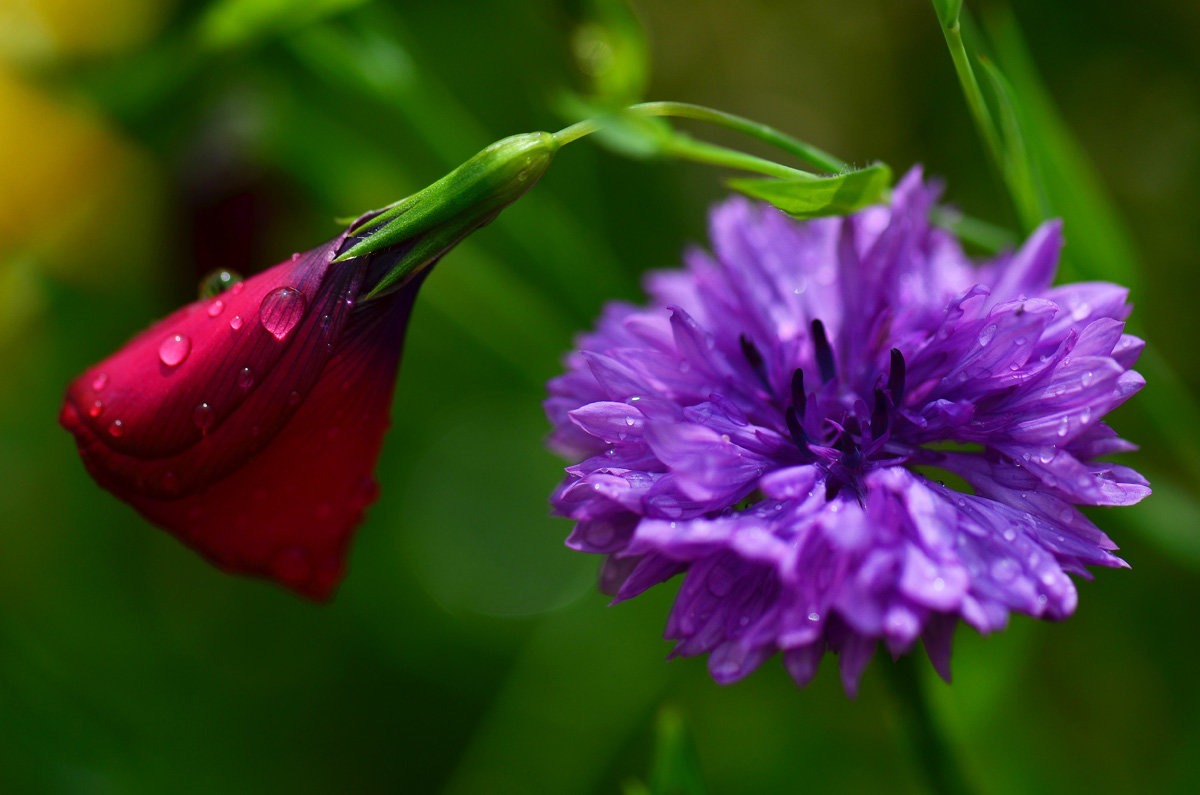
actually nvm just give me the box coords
[61,232,421,599]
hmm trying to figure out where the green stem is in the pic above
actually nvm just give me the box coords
[554,101,847,175]
[881,654,973,795]
[659,133,807,179]
[629,101,848,173]
[938,18,1006,179]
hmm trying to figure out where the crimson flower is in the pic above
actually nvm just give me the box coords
[61,133,558,599]
[61,227,420,598]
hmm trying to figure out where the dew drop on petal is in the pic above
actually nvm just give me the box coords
[88,400,103,418]
[207,299,225,318]
[259,287,306,340]
[1057,417,1070,437]
[1082,370,1095,387]
[807,612,821,622]
[193,402,214,430]
[1071,302,1091,321]
[978,324,997,346]
[237,367,254,389]
[991,559,1018,582]
[229,314,244,331]
[158,334,191,367]
[108,419,124,437]
[92,373,108,392]
[198,269,243,299]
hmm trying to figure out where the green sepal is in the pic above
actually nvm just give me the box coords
[336,131,559,277]
[726,163,893,219]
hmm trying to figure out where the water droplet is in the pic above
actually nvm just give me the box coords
[193,402,214,430]
[91,373,108,392]
[1002,528,1017,542]
[1082,370,1095,387]
[1056,417,1070,437]
[1071,302,1091,321]
[807,611,821,622]
[1015,336,1027,346]
[932,577,946,591]
[237,367,254,389]
[287,390,301,407]
[198,269,243,298]
[108,419,124,437]
[158,334,191,367]
[259,286,306,340]
[991,559,1018,582]
[1038,446,1055,464]
[229,314,244,331]
[207,299,225,318]
[978,324,997,346]
[87,400,103,417]
[624,416,635,427]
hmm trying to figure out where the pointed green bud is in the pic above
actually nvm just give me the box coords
[337,131,560,297]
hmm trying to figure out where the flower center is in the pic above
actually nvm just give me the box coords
[743,320,908,502]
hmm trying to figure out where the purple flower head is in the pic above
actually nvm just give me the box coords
[545,169,1148,696]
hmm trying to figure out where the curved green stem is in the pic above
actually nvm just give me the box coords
[553,101,847,175]
[628,101,848,173]
[882,654,974,795]
[659,133,808,179]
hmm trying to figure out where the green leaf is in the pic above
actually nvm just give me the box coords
[979,7,1140,288]
[977,55,1048,232]
[727,163,892,219]
[931,0,963,29]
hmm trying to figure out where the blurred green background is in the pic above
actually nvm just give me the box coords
[2,0,1199,792]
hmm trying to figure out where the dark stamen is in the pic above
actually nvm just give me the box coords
[842,416,862,444]
[790,368,807,415]
[812,319,837,383]
[785,406,808,447]
[887,348,906,401]
[871,387,889,439]
[740,334,771,391]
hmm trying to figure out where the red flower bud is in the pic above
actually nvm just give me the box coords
[60,132,559,599]
[60,222,420,599]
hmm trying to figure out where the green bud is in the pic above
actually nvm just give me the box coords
[336,132,559,297]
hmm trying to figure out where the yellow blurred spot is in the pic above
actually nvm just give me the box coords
[0,65,163,285]
[0,0,173,63]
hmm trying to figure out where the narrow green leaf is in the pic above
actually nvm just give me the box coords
[980,7,1141,288]
[977,55,1048,232]
[931,0,963,29]
[727,163,892,219]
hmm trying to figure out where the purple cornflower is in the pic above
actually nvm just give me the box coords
[546,169,1148,695]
